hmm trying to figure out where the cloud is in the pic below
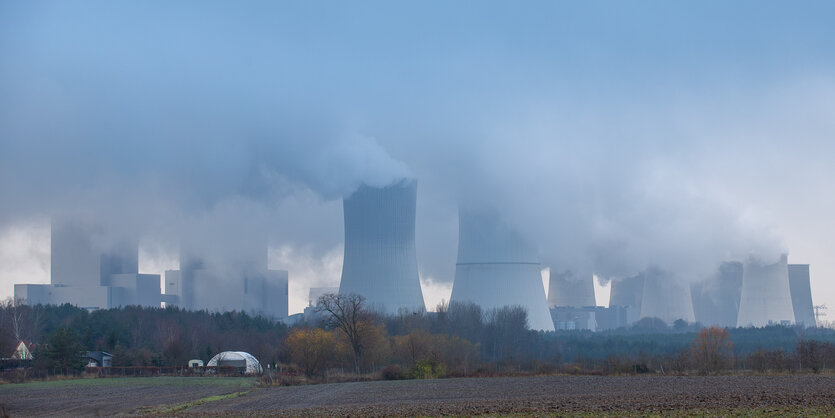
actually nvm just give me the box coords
[2,1,835,311]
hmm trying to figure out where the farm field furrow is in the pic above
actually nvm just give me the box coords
[189,375,835,416]
[1,375,835,416]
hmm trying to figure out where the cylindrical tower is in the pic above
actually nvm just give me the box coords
[639,267,695,324]
[450,209,554,331]
[339,179,425,314]
[737,255,794,327]
[547,270,596,308]
[788,264,816,327]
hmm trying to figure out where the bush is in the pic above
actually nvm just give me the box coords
[381,364,406,380]
[411,359,446,379]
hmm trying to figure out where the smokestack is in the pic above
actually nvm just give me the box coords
[788,264,816,327]
[450,209,554,331]
[639,267,695,324]
[547,270,596,308]
[338,179,425,314]
[691,261,743,327]
[737,255,794,327]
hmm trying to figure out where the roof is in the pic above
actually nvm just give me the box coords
[85,351,113,364]
[206,351,262,374]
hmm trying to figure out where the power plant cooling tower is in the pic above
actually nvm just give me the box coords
[691,262,743,327]
[609,274,644,309]
[788,264,816,327]
[639,267,695,325]
[338,179,425,314]
[449,209,554,331]
[737,255,795,327]
[547,270,596,308]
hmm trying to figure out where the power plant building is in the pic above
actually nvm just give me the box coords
[737,255,795,327]
[14,220,160,310]
[450,209,554,331]
[338,179,425,314]
[547,270,596,308]
[608,274,644,325]
[691,262,743,328]
[164,242,288,319]
[788,264,816,327]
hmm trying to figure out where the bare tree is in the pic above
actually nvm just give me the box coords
[690,326,734,374]
[316,293,367,374]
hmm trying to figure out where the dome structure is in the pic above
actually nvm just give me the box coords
[206,351,262,374]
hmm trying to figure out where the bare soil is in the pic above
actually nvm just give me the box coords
[0,377,253,417]
[189,375,835,416]
[2,375,834,416]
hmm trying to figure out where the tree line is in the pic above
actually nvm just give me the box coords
[2,295,835,379]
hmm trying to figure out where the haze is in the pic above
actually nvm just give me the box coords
[2,1,834,315]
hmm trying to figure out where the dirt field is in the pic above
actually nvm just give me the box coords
[0,376,255,416]
[189,375,835,416]
[2,375,835,416]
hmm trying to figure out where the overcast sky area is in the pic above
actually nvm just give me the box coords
[1,1,834,315]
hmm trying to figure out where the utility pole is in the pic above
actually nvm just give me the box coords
[814,304,827,326]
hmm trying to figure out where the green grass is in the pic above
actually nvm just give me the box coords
[139,390,251,415]
[0,376,257,390]
[487,406,835,417]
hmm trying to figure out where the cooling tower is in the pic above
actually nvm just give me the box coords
[338,179,425,314]
[788,264,816,327]
[547,270,596,308]
[609,274,644,309]
[449,209,554,331]
[737,255,794,327]
[639,267,695,324]
[691,262,743,327]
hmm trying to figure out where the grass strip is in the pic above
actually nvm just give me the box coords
[142,390,251,415]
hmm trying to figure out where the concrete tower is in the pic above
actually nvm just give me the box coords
[450,209,554,331]
[690,262,743,328]
[338,179,425,314]
[737,255,794,327]
[547,270,596,308]
[788,264,816,327]
[639,267,695,324]
[609,274,644,309]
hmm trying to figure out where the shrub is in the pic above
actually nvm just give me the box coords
[411,359,446,379]
[381,364,406,380]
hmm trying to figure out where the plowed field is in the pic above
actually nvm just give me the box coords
[2,375,835,416]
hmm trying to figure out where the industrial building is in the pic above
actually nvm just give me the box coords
[788,264,816,327]
[450,209,554,332]
[737,255,795,327]
[338,179,425,314]
[608,274,644,325]
[691,262,743,327]
[547,270,595,308]
[163,243,288,320]
[14,220,160,310]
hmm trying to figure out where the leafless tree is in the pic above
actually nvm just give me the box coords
[690,326,734,374]
[316,293,367,374]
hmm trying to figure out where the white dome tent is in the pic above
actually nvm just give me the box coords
[206,351,262,374]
